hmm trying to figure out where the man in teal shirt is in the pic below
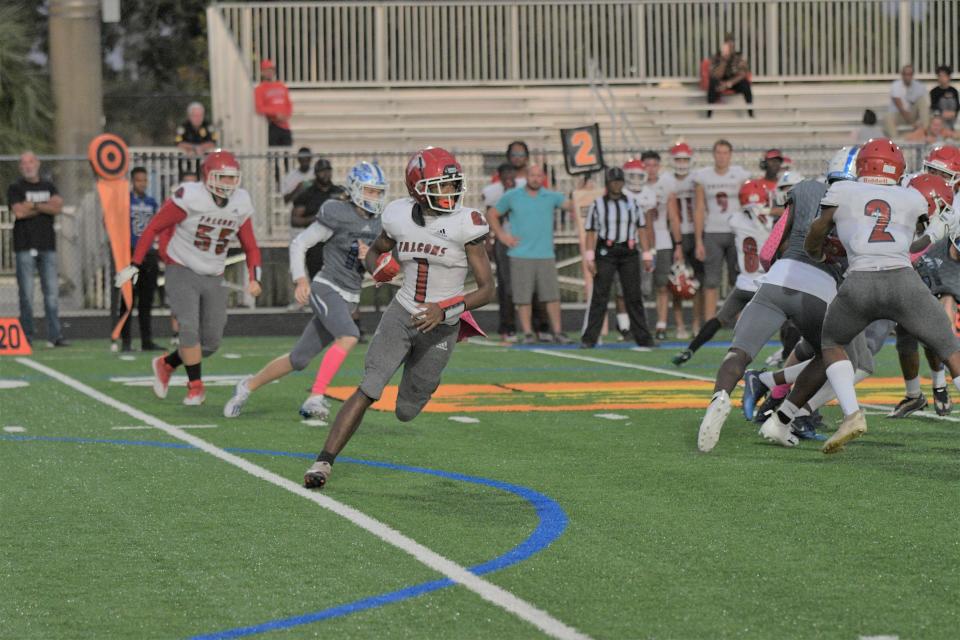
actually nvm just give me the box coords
[489,165,580,343]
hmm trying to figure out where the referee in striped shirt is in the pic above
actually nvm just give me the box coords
[581,167,656,348]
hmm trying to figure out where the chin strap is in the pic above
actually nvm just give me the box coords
[439,295,466,322]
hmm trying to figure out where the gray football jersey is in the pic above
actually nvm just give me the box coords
[781,179,842,280]
[316,200,382,294]
[922,238,960,299]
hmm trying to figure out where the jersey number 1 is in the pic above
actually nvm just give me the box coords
[413,258,429,303]
[864,199,895,243]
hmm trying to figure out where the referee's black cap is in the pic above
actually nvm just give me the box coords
[605,166,625,183]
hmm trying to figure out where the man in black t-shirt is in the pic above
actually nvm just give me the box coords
[290,158,348,279]
[930,65,959,129]
[175,102,218,173]
[7,152,68,346]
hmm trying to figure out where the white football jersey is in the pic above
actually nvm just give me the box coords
[664,172,697,235]
[642,175,674,250]
[165,182,255,276]
[821,180,927,272]
[728,209,773,292]
[691,165,751,234]
[382,198,490,324]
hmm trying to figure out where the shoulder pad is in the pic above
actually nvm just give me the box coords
[172,182,210,212]
[427,207,489,245]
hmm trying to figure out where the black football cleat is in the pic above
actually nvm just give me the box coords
[304,461,332,489]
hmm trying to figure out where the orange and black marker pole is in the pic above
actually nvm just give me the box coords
[88,134,132,341]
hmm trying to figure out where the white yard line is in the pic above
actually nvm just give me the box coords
[111,424,218,431]
[15,357,591,640]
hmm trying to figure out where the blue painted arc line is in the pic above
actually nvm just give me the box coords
[0,434,569,639]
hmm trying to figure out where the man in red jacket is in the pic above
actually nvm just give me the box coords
[255,59,293,147]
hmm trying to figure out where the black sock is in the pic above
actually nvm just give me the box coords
[317,449,337,465]
[185,363,201,382]
[164,351,183,369]
[688,318,722,353]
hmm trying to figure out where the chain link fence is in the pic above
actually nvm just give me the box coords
[0,142,933,317]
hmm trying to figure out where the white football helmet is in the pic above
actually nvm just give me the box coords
[771,171,806,207]
[826,146,859,183]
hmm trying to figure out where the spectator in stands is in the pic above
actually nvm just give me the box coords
[491,164,578,344]
[483,163,518,340]
[853,109,884,143]
[175,102,218,157]
[114,167,160,352]
[904,114,958,145]
[707,34,754,118]
[255,59,294,147]
[930,65,958,129]
[757,149,783,192]
[506,140,531,182]
[281,147,313,204]
[291,158,347,280]
[8,151,67,347]
[884,64,929,138]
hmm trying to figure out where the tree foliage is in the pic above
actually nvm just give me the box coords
[0,3,55,154]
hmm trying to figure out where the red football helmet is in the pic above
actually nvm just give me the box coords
[908,172,955,219]
[856,138,905,186]
[739,179,772,228]
[405,147,465,213]
[668,262,700,300]
[923,144,960,191]
[201,150,241,199]
[670,142,693,176]
[622,158,647,192]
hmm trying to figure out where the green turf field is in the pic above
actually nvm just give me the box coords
[1,335,958,639]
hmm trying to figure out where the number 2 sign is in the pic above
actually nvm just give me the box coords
[560,124,604,175]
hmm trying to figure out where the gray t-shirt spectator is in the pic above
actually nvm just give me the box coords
[889,78,927,113]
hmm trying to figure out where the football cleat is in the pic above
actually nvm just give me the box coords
[224,375,252,418]
[299,394,331,420]
[741,369,769,421]
[887,393,927,418]
[553,333,574,345]
[697,390,731,453]
[655,328,667,341]
[753,392,785,424]
[304,460,332,489]
[791,413,827,441]
[183,380,205,406]
[822,410,867,454]
[152,355,174,399]
[672,349,693,367]
[758,413,800,447]
[933,386,952,416]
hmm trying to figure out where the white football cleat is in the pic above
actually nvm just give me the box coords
[299,394,331,420]
[758,413,799,447]
[697,390,731,452]
[224,375,252,418]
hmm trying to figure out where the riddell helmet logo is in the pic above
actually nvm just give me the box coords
[444,165,457,175]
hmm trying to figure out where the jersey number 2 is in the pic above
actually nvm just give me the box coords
[413,258,429,303]
[864,199,895,243]
[194,225,232,254]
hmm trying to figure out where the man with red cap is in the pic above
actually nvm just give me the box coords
[255,59,293,147]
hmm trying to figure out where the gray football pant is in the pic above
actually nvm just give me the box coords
[359,299,459,422]
[289,281,360,371]
[823,268,960,361]
[165,263,227,356]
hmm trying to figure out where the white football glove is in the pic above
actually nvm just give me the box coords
[940,205,960,237]
[114,264,140,288]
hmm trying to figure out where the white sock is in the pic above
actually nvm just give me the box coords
[758,371,776,388]
[779,400,800,420]
[931,368,947,388]
[825,360,860,416]
[806,369,870,413]
[656,321,667,330]
[616,313,630,332]
[953,376,960,394]
[780,361,809,385]
[904,376,921,398]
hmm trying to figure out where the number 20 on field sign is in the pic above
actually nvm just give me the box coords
[561,124,604,175]
[0,318,32,356]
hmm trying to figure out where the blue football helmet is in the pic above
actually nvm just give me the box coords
[347,161,388,215]
[826,145,859,183]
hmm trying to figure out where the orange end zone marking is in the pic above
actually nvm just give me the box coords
[325,378,928,414]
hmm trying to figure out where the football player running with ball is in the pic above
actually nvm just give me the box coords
[223,161,387,420]
[116,151,262,405]
[304,147,494,489]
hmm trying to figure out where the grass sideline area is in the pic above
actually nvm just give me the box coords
[2,335,958,639]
